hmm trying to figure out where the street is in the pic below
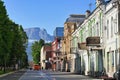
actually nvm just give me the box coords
[0,69,101,80]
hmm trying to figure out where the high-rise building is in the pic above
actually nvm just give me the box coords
[53,27,64,38]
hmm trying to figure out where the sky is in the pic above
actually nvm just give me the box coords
[3,0,96,35]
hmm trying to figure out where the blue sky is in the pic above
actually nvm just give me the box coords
[3,0,96,35]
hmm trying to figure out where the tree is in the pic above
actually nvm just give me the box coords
[0,0,12,72]
[10,24,28,68]
[31,39,44,64]
[0,0,28,71]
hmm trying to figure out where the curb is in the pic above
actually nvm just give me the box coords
[0,71,15,77]
[0,69,26,77]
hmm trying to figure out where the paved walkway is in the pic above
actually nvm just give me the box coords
[0,69,116,80]
[0,69,26,80]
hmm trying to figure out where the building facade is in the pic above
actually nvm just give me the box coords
[62,14,85,72]
[52,27,64,71]
[104,0,120,77]
[70,0,120,78]
[40,45,52,70]
[71,0,105,76]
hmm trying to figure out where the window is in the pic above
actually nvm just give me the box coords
[93,25,95,36]
[107,20,109,39]
[107,52,110,72]
[115,14,117,33]
[111,17,113,37]
[112,51,114,67]
[80,30,83,42]
[96,22,99,36]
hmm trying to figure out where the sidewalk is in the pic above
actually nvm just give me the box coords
[0,71,16,77]
[98,75,116,80]
[41,70,100,79]
[0,69,26,77]
[41,70,116,80]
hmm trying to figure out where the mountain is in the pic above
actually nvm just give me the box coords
[24,27,54,42]
[24,27,54,61]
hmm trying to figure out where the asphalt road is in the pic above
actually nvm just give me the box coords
[0,69,102,80]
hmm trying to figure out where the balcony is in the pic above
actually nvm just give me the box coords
[78,42,88,50]
[86,36,100,46]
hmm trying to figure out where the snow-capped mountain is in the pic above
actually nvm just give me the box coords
[24,27,54,61]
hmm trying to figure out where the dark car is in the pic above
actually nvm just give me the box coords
[113,69,120,80]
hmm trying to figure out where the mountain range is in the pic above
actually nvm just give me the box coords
[24,27,54,61]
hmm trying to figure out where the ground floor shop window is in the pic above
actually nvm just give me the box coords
[112,51,114,67]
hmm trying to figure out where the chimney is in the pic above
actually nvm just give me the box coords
[96,0,105,7]
[85,10,91,18]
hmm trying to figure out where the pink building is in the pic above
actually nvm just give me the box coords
[51,38,61,71]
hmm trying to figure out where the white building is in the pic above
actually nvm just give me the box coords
[40,46,46,69]
[70,0,120,78]
[104,0,120,77]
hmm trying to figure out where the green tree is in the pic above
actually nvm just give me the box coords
[32,39,44,64]
[0,0,28,71]
[18,25,28,68]
[10,24,28,68]
[0,0,12,72]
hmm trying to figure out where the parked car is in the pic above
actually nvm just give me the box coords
[113,69,120,80]
[33,64,40,70]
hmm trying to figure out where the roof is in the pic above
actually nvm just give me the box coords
[65,14,85,23]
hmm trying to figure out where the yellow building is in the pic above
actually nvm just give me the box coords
[61,14,85,72]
